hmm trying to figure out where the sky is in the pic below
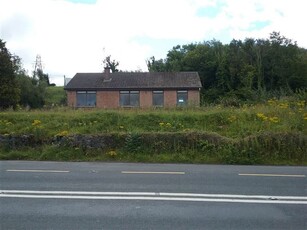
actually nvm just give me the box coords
[1,0,306,86]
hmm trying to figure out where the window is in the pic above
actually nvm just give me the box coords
[76,91,96,107]
[177,90,188,106]
[153,90,164,107]
[120,91,139,107]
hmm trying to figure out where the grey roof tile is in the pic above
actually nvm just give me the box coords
[65,72,202,90]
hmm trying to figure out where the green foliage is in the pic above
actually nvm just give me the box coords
[0,38,52,109]
[39,145,85,161]
[0,99,306,165]
[198,140,216,153]
[124,132,142,153]
[45,86,66,106]
[0,98,305,138]
[103,55,119,72]
[1,131,305,165]
[16,74,46,108]
[218,144,261,165]
[35,69,50,86]
[146,56,168,72]
[0,39,20,109]
[147,32,307,104]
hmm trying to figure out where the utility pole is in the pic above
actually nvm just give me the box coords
[33,54,43,79]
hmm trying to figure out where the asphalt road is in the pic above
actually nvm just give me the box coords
[0,161,306,229]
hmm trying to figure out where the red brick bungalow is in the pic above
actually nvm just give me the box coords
[64,68,202,108]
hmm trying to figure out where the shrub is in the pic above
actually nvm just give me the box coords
[124,133,142,153]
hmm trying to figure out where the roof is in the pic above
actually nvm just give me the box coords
[64,72,202,90]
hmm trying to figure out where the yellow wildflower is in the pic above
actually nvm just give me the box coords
[32,120,41,126]
[267,98,277,106]
[269,116,279,123]
[228,115,237,123]
[56,130,69,137]
[297,100,305,107]
[278,103,289,109]
[256,113,268,121]
[166,122,172,127]
[107,150,117,157]
[257,113,265,118]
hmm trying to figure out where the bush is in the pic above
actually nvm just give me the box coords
[124,132,142,153]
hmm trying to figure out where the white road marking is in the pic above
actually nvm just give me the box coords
[1,190,306,205]
[239,173,306,178]
[1,194,306,204]
[159,193,307,200]
[0,190,157,196]
[121,171,185,175]
[6,169,70,173]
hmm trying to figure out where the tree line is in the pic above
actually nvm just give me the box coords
[0,39,52,109]
[1,32,306,109]
[147,32,307,104]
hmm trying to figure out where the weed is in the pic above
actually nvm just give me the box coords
[0,99,306,165]
[106,150,117,158]
[124,132,142,153]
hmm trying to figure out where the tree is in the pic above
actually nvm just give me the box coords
[0,39,20,109]
[16,74,45,108]
[103,55,119,73]
[146,56,167,72]
[147,32,307,103]
[36,69,50,86]
[288,48,307,89]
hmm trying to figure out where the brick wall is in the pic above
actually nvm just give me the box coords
[188,90,200,106]
[97,91,119,108]
[164,90,177,107]
[66,89,200,108]
[140,91,152,108]
[66,91,76,107]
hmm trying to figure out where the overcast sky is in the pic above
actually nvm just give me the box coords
[1,0,306,86]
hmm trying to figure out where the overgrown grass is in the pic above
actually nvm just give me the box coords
[45,86,66,106]
[0,100,305,138]
[1,131,305,165]
[0,98,306,165]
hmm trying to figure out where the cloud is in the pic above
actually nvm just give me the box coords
[248,21,271,31]
[66,0,97,4]
[196,0,226,18]
[1,14,31,41]
[0,0,306,86]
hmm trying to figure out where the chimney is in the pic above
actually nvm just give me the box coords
[103,67,111,82]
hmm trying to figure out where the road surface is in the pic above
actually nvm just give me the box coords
[0,161,306,229]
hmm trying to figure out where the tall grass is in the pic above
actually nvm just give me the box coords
[0,98,306,165]
[45,86,66,106]
[0,99,305,138]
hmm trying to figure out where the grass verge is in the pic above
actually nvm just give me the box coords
[0,131,306,165]
[0,98,306,165]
